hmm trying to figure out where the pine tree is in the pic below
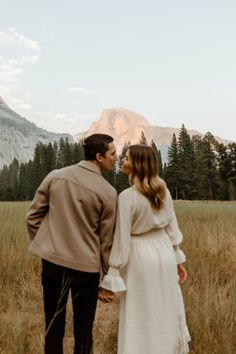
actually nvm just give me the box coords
[227,143,236,199]
[0,165,12,200]
[53,141,59,167]
[33,142,45,192]
[9,158,20,199]
[194,133,219,199]
[63,137,72,167]
[150,140,163,177]
[215,143,231,199]
[139,131,148,145]
[44,143,56,174]
[165,133,180,199]
[72,140,84,164]
[57,138,65,168]
[177,125,196,199]
[18,162,34,200]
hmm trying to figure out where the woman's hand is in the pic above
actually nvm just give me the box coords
[98,288,114,303]
[177,264,187,285]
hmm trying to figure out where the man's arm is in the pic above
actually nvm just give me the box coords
[26,174,52,240]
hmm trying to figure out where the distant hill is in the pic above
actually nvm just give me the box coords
[74,107,231,162]
[0,97,73,168]
[1,100,232,168]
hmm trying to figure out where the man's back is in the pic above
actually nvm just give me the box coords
[27,161,117,272]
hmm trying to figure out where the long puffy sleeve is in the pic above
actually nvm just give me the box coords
[100,189,133,292]
[164,190,186,264]
[99,193,117,276]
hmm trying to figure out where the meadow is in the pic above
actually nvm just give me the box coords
[0,201,235,354]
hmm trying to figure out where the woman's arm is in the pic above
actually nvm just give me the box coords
[100,190,133,293]
[164,189,186,264]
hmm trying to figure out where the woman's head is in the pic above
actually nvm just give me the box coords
[128,144,159,180]
[121,144,165,210]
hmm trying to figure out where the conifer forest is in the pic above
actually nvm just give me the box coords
[0,125,235,201]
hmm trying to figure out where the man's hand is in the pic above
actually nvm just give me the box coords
[98,288,114,303]
[177,264,187,285]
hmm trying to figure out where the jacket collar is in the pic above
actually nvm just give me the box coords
[77,160,102,175]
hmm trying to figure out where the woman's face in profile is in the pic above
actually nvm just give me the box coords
[120,150,132,176]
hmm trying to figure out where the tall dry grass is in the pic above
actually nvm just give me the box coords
[0,201,235,354]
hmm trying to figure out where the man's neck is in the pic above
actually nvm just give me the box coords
[87,159,103,172]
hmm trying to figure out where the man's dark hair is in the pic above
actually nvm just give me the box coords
[83,134,114,160]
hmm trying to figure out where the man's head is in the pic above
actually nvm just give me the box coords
[83,134,117,171]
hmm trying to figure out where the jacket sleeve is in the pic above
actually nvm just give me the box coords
[99,190,117,276]
[164,189,186,264]
[26,173,52,240]
[100,191,133,292]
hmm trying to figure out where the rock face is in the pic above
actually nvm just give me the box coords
[75,108,150,148]
[74,107,231,162]
[1,101,232,169]
[0,97,73,168]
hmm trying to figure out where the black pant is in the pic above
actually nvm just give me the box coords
[42,259,100,354]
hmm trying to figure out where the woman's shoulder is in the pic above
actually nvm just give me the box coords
[119,186,150,210]
[157,176,167,188]
[119,186,144,204]
[118,186,134,199]
[163,185,172,200]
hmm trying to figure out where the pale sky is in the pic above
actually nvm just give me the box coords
[1,0,236,140]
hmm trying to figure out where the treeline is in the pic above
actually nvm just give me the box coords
[0,138,85,201]
[164,125,236,200]
[0,126,235,201]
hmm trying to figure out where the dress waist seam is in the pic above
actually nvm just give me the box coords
[131,228,166,239]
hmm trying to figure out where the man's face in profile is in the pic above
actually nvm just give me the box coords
[99,142,117,171]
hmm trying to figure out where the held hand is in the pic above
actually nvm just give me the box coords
[98,288,114,303]
[177,264,187,285]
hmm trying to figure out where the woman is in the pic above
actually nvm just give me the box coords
[100,144,190,354]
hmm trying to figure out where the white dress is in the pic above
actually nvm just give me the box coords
[101,185,190,354]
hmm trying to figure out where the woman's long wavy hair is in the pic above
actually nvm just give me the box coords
[128,144,166,210]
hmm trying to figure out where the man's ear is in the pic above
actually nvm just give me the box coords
[95,153,103,163]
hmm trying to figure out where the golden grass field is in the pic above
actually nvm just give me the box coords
[0,201,235,354]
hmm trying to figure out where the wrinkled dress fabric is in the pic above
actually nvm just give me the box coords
[118,230,189,354]
[101,185,190,354]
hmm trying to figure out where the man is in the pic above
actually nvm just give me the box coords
[26,134,117,354]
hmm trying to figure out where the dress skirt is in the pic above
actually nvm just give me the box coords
[117,229,190,354]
